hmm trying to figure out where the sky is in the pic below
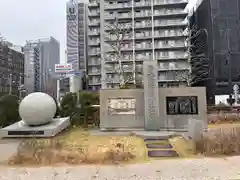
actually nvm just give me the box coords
[0,0,197,62]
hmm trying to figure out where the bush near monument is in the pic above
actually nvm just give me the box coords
[53,97,61,118]
[0,94,20,128]
[60,92,77,118]
[78,91,99,127]
[60,91,99,127]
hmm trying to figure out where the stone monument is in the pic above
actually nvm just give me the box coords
[0,92,70,138]
[143,60,160,130]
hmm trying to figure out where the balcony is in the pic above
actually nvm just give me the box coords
[155,42,186,50]
[154,10,187,19]
[103,0,187,10]
[105,65,133,73]
[88,1,99,8]
[88,21,100,27]
[134,12,152,19]
[158,66,189,71]
[155,53,188,60]
[105,78,120,84]
[88,70,101,76]
[105,59,128,63]
[105,13,132,21]
[154,0,188,7]
[134,1,151,8]
[88,31,100,36]
[88,60,101,66]
[134,20,187,29]
[88,11,100,17]
[88,51,101,56]
[158,75,176,81]
[88,41,100,47]
[154,31,186,39]
[88,79,101,85]
[104,2,132,10]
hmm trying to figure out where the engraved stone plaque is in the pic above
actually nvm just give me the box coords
[108,98,136,115]
[143,60,159,130]
[166,96,198,115]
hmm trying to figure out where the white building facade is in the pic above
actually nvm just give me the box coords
[88,0,189,90]
[66,0,88,92]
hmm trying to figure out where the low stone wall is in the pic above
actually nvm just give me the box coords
[100,89,145,129]
[100,87,207,131]
[158,87,207,131]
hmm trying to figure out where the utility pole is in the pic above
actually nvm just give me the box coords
[226,21,233,106]
[19,74,22,100]
[9,73,12,94]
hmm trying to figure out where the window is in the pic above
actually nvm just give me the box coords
[162,51,169,57]
[69,8,75,14]
[163,40,168,45]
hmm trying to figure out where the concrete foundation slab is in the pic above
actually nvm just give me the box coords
[133,131,177,139]
[0,117,70,138]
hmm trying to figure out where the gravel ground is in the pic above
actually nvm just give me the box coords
[0,156,240,180]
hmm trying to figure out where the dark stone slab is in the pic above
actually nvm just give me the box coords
[144,137,169,141]
[148,150,179,157]
[146,143,173,149]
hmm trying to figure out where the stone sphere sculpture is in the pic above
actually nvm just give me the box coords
[19,92,57,126]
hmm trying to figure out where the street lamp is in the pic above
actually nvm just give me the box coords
[9,73,12,94]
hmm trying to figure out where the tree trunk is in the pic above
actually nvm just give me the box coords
[83,110,88,128]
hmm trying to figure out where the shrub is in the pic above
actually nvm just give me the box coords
[53,98,61,118]
[60,92,77,118]
[0,94,20,128]
[195,125,240,156]
[78,91,99,127]
[59,92,99,127]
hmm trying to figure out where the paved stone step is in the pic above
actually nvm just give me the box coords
[147,150,179,158]
[146,143,173,149]
[144,137,169,141]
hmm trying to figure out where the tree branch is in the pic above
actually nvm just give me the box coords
[104,18,138,87]
[172,23,211,86]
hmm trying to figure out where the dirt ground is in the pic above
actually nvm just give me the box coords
[1,156,240,179]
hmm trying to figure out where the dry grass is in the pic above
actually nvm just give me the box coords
[195,125,240,156]
[169,136,196,157]
[8,128,146,165]
[208,111,240,125]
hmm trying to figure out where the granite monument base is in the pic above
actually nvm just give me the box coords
[0,117,70,138]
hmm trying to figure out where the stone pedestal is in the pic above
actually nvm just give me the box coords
[0,117,70,138]
[188,118,205,141]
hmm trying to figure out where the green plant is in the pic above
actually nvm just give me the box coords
[53,98,61,118]
[0,94,20,128]
[78,91,99,128]
[60,92,99,127]
[60,92,77,118]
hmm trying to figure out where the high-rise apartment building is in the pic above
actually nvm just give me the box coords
[24,37,60,97]
[88,0,189,90]
[190,0,240,104]
[23,43,40,93]
[66,0,88,92]
[0,42,24,96]
[66,0,88,71]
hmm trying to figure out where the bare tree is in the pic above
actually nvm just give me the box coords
[0,33,4,44]
[173,24,210,86]
[104,18,136,88]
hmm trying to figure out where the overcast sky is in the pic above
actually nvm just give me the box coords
[0,0,196,62]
